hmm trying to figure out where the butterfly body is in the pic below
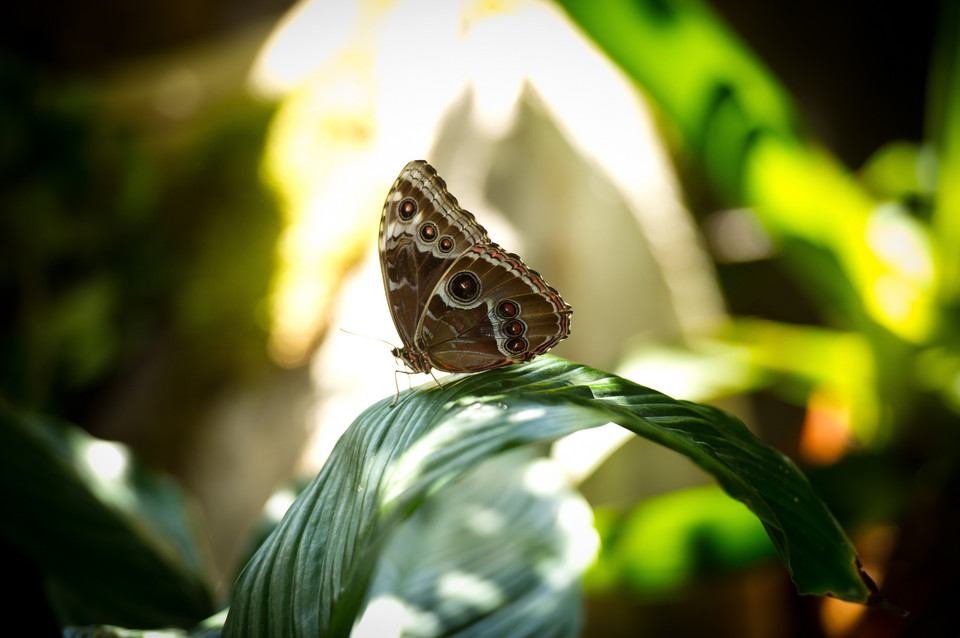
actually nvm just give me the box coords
[380,160,571,375]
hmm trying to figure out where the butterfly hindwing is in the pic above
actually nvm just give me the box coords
[418,244,572,372]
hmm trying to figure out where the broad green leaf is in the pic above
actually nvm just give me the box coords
[223,356,881,637]
[355,449,596,637]
[0,404,214,628]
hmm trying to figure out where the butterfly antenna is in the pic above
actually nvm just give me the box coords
[339,329,407,407]
[339,328,398,348]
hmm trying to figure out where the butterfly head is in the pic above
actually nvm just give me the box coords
[392,346,432,374]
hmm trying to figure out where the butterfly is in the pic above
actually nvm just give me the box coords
[379,160,571,380]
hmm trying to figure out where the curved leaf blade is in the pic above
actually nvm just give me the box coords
[223,356,877,636]
[356,449,595,637]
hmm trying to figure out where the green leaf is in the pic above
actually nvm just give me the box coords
[356,449,596,636]
[929,1,960,304]
[0,403,214,628]
[554,0,937,343]
[553,0,797,196]
[223,356,882,636]
[587,485,776,595]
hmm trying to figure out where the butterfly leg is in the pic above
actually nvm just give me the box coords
[390,370,401,407]
[390,368,420,407]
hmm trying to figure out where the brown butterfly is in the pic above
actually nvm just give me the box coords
[379,160,571,380]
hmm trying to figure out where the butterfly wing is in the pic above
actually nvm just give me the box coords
[379,160,490,349]
[418,244,572,372]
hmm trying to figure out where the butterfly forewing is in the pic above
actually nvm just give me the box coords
[379,160,571,375]
[379,161,489,347]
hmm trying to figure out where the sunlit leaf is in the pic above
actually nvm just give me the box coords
[929,2,960,305]
[859,141,936,200]
[555,0,936,342]
[355,449,596,637]
[223,356,879,637]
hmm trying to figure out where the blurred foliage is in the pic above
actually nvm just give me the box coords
[0,56,153,407]
[0,54,282,466]
[587,485,775,595]
[0,403,214,628]
[555,0,955,439]
[558,0,958,631]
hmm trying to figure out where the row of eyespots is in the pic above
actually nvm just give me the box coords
[401,197,456,254]
[496,300,527,353]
